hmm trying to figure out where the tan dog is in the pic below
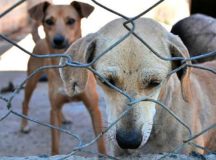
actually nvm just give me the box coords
[60,18,216,156]
[21,1,106,155]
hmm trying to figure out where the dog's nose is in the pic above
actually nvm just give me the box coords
[53,34,66,49]
[116,129,142,149]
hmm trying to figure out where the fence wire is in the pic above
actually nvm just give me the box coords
[0,0,216,159]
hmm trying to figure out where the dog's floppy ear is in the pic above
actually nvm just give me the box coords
[28,1,51,21]
[168,33,191,102]
[59,33,97,97]
[71,1,94,18]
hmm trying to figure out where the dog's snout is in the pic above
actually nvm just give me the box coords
[116,129,142,149]
[53,34,68,49]
[54,34,65,45]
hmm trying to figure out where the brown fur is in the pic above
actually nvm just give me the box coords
[21,1,106,155]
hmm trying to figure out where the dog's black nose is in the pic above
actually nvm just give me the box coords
[116,129,142,149]
[53,34,67,49]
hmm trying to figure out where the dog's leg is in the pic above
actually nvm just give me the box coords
[81,73,106,154]
[82,91,106,154]
[50,106,62,155]
[49,86,65,155]
[21,57,44,133]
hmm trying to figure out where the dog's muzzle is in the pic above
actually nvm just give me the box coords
[116,129,143,149]
[52,34,69,49]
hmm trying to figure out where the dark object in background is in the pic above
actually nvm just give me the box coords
[191,0,216,18]
[0,81,15,93]
[171,14,216,63]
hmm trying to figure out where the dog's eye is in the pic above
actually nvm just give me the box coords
[98,76,116,87]
[45,19,54,26]
[106,77,115,86]
[147,80,161,88]
[66,18,75,25]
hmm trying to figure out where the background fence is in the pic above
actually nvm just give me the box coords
[0,0,216,159]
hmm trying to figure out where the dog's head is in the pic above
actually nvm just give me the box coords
[59,18,191,154]
[28,1,94,51]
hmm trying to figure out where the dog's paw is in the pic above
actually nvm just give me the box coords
[20,125,31,134]
[62,119,72,125]
[62,114,72,125]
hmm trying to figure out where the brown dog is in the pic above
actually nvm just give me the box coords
[60,18,216,156]
[21,1,106,155]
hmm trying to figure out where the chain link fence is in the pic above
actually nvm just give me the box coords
[0,0,216,159]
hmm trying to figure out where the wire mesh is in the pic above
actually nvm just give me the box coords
[0,0,216,159]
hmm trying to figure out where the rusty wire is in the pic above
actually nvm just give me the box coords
[0,0,216,159]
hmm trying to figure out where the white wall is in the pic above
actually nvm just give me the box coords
[52,0,190,34]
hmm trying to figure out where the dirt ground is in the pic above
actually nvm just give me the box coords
[0,71,108,157]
